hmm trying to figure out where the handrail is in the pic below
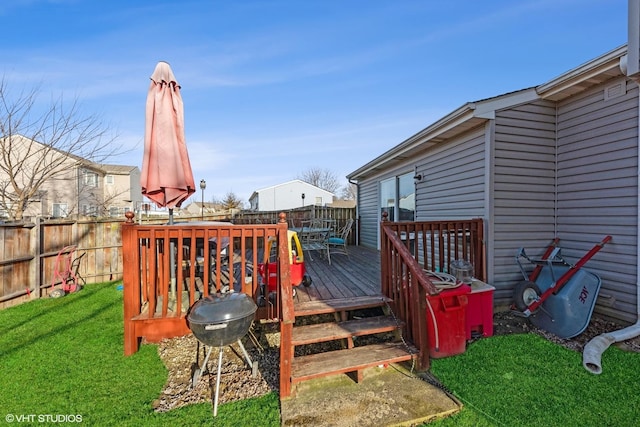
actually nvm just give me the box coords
[382,217,486,282]
[380,221,436,369]
[121,211,291,355]
[380,214,485,370]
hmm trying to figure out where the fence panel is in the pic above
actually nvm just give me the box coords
[0,224,34,307]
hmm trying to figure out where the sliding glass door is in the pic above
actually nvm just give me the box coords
[380,172,415,222]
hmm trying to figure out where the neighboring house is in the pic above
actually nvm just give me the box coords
[249,179,335,211]
[0,134,141,220]
[101,164,142,218]
[348,43,640,325]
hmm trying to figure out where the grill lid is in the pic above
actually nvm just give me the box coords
[187,292,257,325]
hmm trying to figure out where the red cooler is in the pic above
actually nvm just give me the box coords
[426,284,471,358]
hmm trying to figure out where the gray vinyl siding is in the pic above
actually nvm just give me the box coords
[492,100,557,305]
[556,81,638,323]
[357,179,379,249]
[415,127,485,219]
[352,75,639,324]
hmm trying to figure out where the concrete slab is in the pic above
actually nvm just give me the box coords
[280,364,461,427]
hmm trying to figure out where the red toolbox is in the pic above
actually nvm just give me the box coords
[426,284,471,358]
[466,281,495,340]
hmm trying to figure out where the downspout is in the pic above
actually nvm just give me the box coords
[348,177,359,245]
[582,51,640,373]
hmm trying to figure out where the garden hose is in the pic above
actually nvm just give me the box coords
[424,270,463,353]
[424,270,461,290]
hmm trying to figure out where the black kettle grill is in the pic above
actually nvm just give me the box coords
[187,292,258,416]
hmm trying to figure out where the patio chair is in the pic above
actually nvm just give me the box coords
[328,218,353,259]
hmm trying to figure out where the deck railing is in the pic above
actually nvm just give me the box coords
[380,215,485,369]
[121,211,292,355]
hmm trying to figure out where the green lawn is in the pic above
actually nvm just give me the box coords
[1,282,638,426]
[0,283,279,426]
[429,333,640,427]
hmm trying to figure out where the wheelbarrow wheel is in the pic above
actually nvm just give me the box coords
[513,280,542,312]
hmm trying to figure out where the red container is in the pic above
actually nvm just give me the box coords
[466,281,495,340]
[426,284,471,358]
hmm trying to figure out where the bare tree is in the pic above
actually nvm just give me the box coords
[297,167,341,194]
[0,78,121,220]
[220,191,245,210]
[340,182,357,200]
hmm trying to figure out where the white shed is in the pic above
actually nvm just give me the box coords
[249,179,335,211]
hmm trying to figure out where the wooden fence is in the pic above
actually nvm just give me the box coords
[0,205,355,309]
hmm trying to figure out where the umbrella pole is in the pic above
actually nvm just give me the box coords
[169,208,176,302]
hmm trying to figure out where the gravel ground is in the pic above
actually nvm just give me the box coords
[152,311,640,413]
[152,320,281,412]
[492,310,640,353]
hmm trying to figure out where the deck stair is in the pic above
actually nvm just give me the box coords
[288,295,417,391]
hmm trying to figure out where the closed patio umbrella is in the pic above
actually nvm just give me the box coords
[141,61,195,223]
[141,61,195,301]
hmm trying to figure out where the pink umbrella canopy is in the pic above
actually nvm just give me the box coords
[141,61,195,213]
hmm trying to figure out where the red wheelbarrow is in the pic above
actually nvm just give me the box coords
[513,236,611,338]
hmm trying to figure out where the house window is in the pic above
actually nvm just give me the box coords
[0,202,13,219]
[105,175,114,185]
[82,204,97,216]
[109,206,121,217]
[52,203,68,218]
[380,172,415,222]
[83,170,98,187]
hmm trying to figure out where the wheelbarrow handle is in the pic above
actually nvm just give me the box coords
[599,235,613,246]
[529,237,560,282]
[526,235,611,313]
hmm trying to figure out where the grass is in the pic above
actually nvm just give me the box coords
[1,283,639,426]
[0,282,279,427]
[428,334,640,427]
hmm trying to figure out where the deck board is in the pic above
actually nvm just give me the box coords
[294,245,381,308]
[291,342,415,383]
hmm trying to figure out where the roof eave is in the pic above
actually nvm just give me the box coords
[347,103,477,181]
[537,45,627,101]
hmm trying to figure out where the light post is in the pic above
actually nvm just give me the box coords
[301,193,305,207]
[200,179,206,220]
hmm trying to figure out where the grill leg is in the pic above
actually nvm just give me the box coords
[213,347,223,417]
[191,346,213,388]
[236,338,258,377]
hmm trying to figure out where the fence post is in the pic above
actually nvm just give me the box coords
[33,217,42,299]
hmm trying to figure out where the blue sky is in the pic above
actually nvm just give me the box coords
[0,0,630,205]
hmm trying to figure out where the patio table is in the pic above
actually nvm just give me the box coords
[293,224,332,263]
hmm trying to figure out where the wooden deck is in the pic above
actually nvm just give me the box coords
[293,245,381,306]
[121,217,485,398]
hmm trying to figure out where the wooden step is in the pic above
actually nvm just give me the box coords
[291,342,416,383]
[294,295,392,317]
[291,315,403,346]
